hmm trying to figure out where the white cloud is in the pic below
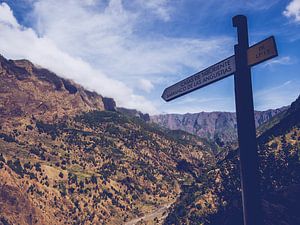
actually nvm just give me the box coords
[138,79,154,93]
[262,56,294,68]
[30,0,231,80]
[283,0,300,22]
[0,2,19,28]
[84,0,98,6]
[134,0,172,21]
[245,0,280,10]
[0,2,157,113]
[0,1,232,114]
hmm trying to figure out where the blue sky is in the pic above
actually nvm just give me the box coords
[0,0,299,114]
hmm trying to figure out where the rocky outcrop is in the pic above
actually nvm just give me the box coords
[103,97,116,111]
[117,107,150,121]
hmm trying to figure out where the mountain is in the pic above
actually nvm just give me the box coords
[164,94,300,225]
[0,54,299,225]
[0,55,117,123]
[0,55,216,224]
[151,107,288,146]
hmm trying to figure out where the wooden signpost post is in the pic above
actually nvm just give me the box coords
[162,15,278,225]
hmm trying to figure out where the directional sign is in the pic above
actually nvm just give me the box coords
[162,15,278,225]
[248,36,278,66]
[162,56,236,101]
[162,36,277,102]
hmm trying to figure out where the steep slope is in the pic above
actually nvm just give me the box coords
[151,107,287,145]
[0,55,116,123]
[165,95,300,225]
[0,55,216,225]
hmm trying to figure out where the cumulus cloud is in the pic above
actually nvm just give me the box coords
[283,0,300,22]
[0,1,232,114]
[0,2,157,113]
[0,2,19,28]
[30,0,231,80]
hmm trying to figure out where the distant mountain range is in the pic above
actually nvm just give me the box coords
[151,107,288,146]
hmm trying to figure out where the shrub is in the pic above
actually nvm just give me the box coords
[58,183,67,197]
[91,174,97,184]
[0,133,16,142]
[35,163,42,172]
[7,159,24,177]
[0,153,5,162]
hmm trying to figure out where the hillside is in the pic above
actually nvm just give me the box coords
[0,55,216,224]
[151,107,287,146]
[165,94,300,225]
[0,54,299,225]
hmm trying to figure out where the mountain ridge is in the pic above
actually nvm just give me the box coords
[151,106,288,145]
[0,54,117,122]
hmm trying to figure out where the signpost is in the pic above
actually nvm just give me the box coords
[162,56,236,101]
[161,15,278,225]
[162,36,277,102]
[248,36,277,66]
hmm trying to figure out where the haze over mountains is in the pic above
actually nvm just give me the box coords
[0,55,299,225]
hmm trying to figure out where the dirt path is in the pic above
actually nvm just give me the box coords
[124,203,173,225]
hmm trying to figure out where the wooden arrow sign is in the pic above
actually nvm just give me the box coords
[248,36,278,66]
[162,36,277,102]
[162,56,236,101]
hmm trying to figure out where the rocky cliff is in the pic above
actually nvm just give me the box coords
[117,107,150,122]
[151,107,288,145]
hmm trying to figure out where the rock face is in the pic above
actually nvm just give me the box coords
[103,97,117,111]
[0,55,115,123]
[151,107,288,145]
[117,107,150,122]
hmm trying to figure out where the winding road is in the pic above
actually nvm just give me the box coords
[124,203,173,225]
